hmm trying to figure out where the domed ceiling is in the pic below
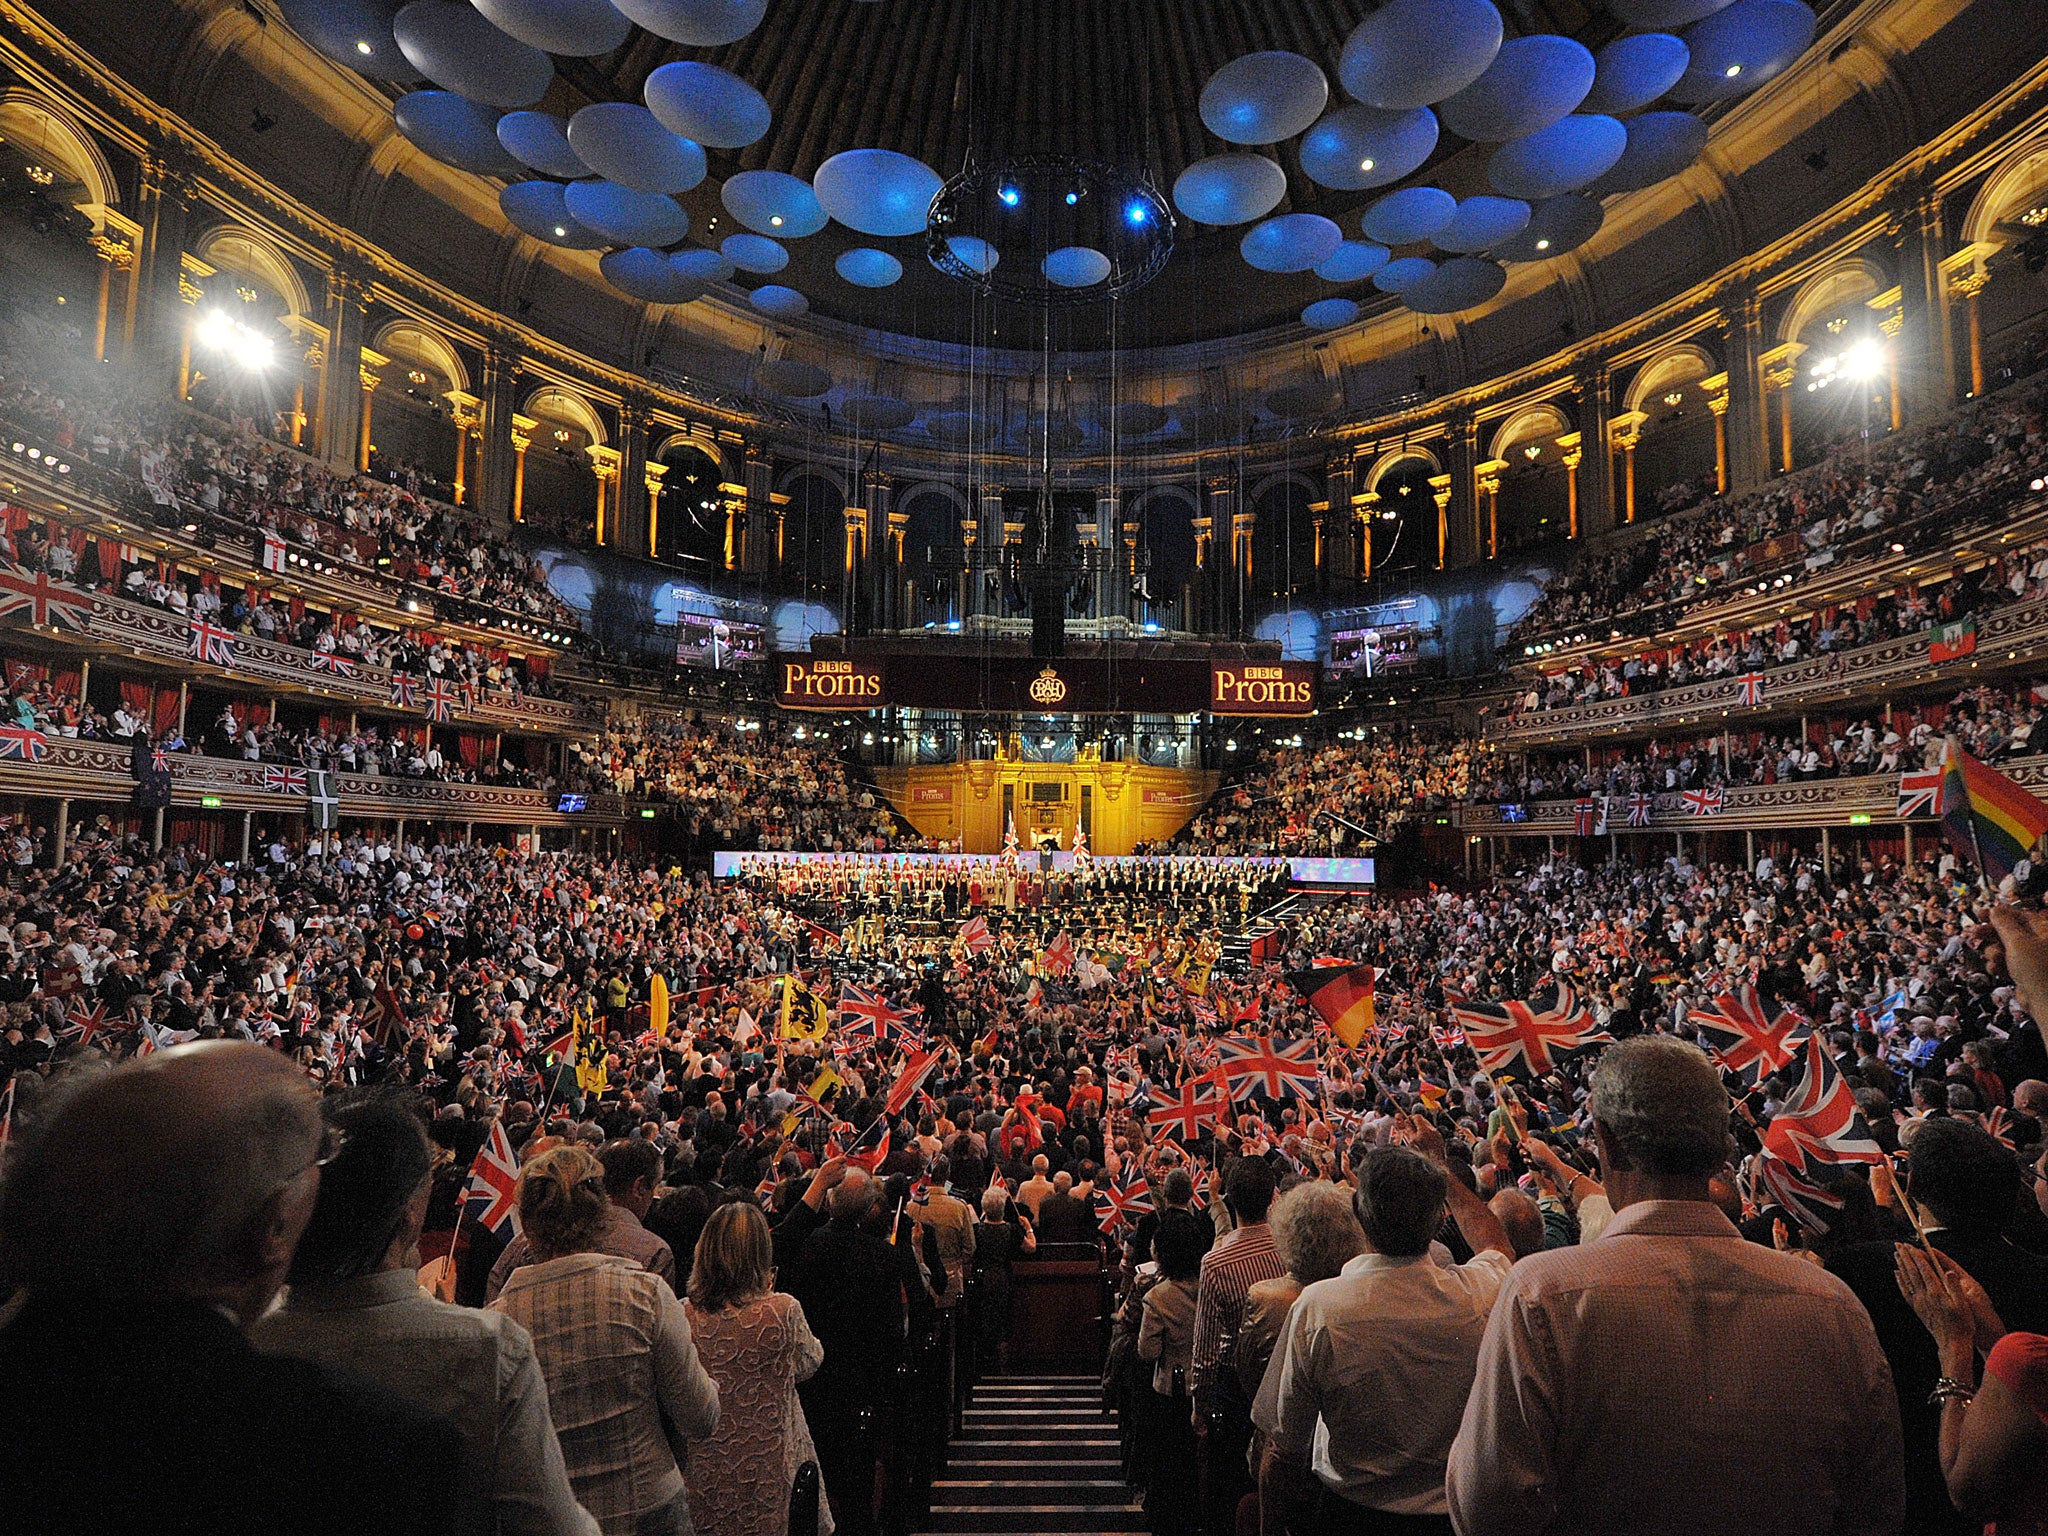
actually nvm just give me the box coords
[288,0,1836,349]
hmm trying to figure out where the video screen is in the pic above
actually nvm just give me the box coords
[556,793,588,813]
[1328,624,1419,676]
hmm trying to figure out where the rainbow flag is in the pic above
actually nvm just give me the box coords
[1941,736,2048,882]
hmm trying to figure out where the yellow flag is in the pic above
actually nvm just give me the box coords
[648,973,670,1036]
[779,975,830,1042]
[1184,955,1213,996]
[575,1011,609,1095]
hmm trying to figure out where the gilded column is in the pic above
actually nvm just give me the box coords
[1701,373,1730,494]
[616,403,651,558]
[644,461,668,557]
[1475,458,1507,557]
[509,413,536,522]
[443,391,481,506]
[476,343,521,520]
[1609,412,1647,523]
[1556,432,1583,538]
[356,347,388,474]
[586,444,622,547]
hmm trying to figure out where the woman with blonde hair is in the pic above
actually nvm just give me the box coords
[491,1146,720,1536]
[682,1200,832,1536]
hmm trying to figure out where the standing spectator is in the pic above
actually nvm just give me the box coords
[0,1043,461,1536]
[971,1184,1037,1372]
[491,1147,720,1536]
[487,1137,675,1301]
[1191,1156,1285,1536]
[1255,1127,1513,1535]
[1446,1037,1904,1536]
[1135,1210,1212,1536]
[788,1170,907,1536]
[1232,1180,1364,1402]
[908,1155,977,1309]
[1829,1118,2048,1535]
[682,1203,832,1536]
[252,1090,599,1536]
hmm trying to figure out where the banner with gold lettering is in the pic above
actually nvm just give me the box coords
[775,656,888,710]
[1209,661,1318,716]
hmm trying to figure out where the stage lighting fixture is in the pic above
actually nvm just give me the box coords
[1841,338,1885,381]
[1065,190,1079,206]
[1126,201,1149,226]
[998,185,1021,206]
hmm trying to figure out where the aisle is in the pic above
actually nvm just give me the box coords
[916,1373,1146,1535]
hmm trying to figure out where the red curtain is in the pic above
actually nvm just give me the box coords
[228,700,273,731]
[457,732,483,769]
[95,537,123,581]
[152,691,180,736]
[526,654,549,684]
[318,713,349,736]
[51,667,79,699]
[118,680,150,716]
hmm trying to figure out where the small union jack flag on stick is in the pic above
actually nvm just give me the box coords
[463,1120,521,1234]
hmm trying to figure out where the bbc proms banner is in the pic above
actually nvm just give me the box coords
[773,654,1316,715]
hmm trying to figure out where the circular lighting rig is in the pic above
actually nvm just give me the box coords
[926,156,1175,306]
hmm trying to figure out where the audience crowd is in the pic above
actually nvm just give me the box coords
[1509,365,2048,649]
[2,810,2046,1534]
[0,309,577,633]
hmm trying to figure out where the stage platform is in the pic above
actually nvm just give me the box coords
[710,851,1376,885]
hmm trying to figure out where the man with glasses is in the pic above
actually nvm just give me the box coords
[0,1041,461,1536]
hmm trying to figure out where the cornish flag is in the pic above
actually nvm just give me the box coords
[422,677,457,723]
[260,532,287,574]
[1626,792,1653,827]
[464,1120,521,1234]
[188,618,237,666]
[1682,784,1724,816]
[1897,766,1942,819]
[389,672,420,709]
[1736,671,1766,706]
[262,766,307,794]
[0,725,50,763]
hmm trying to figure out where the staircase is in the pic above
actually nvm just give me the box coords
[917,1373,1145,1535]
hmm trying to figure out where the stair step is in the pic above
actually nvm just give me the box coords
[933,1483,1132,1507]
[917,1511,1147,1533]
[948,1444,1122,1462]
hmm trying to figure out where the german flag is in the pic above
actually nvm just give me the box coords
[1941,736,2048,882]
[1288,963,1377,1048]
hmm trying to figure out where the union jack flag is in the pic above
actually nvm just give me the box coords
[1762,1033,1885,1174]
[1682,784,1724,817]
[61,1000,108,1043]
[464,1120,521,1234]
[1750,1151,1848,1234]
[421,677,457,723]
[0,561,89,631]
[0,726,49,763]
[1094,1168,1154,1235]
[187,618,237,667]
[307,651,358,677]
[1897,767,1942,819]
[262,766,308,794]
[1626,792,1653,827]
[956,914,994,954]
[829,1115,891,1172]
[837,983,924,1044]
[1147,1076,1230,1141]
[884,1046,943,1116]
[1689,985,1809,1086]
[1214,1034,1321,1103]
[389,672,420,709]
[1450,984,1613,1079]
[1736,670,1766,707]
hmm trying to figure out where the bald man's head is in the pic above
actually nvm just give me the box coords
[0,1042,323,1322]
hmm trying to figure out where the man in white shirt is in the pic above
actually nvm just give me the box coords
[1254,1120,1515,1535]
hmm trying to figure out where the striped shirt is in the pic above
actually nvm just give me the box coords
[1190,1221,1284,1399]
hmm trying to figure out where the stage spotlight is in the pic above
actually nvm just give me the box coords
[998,185,1021,207]
[1065,190,1079,206]
[1125,201,1149,226]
